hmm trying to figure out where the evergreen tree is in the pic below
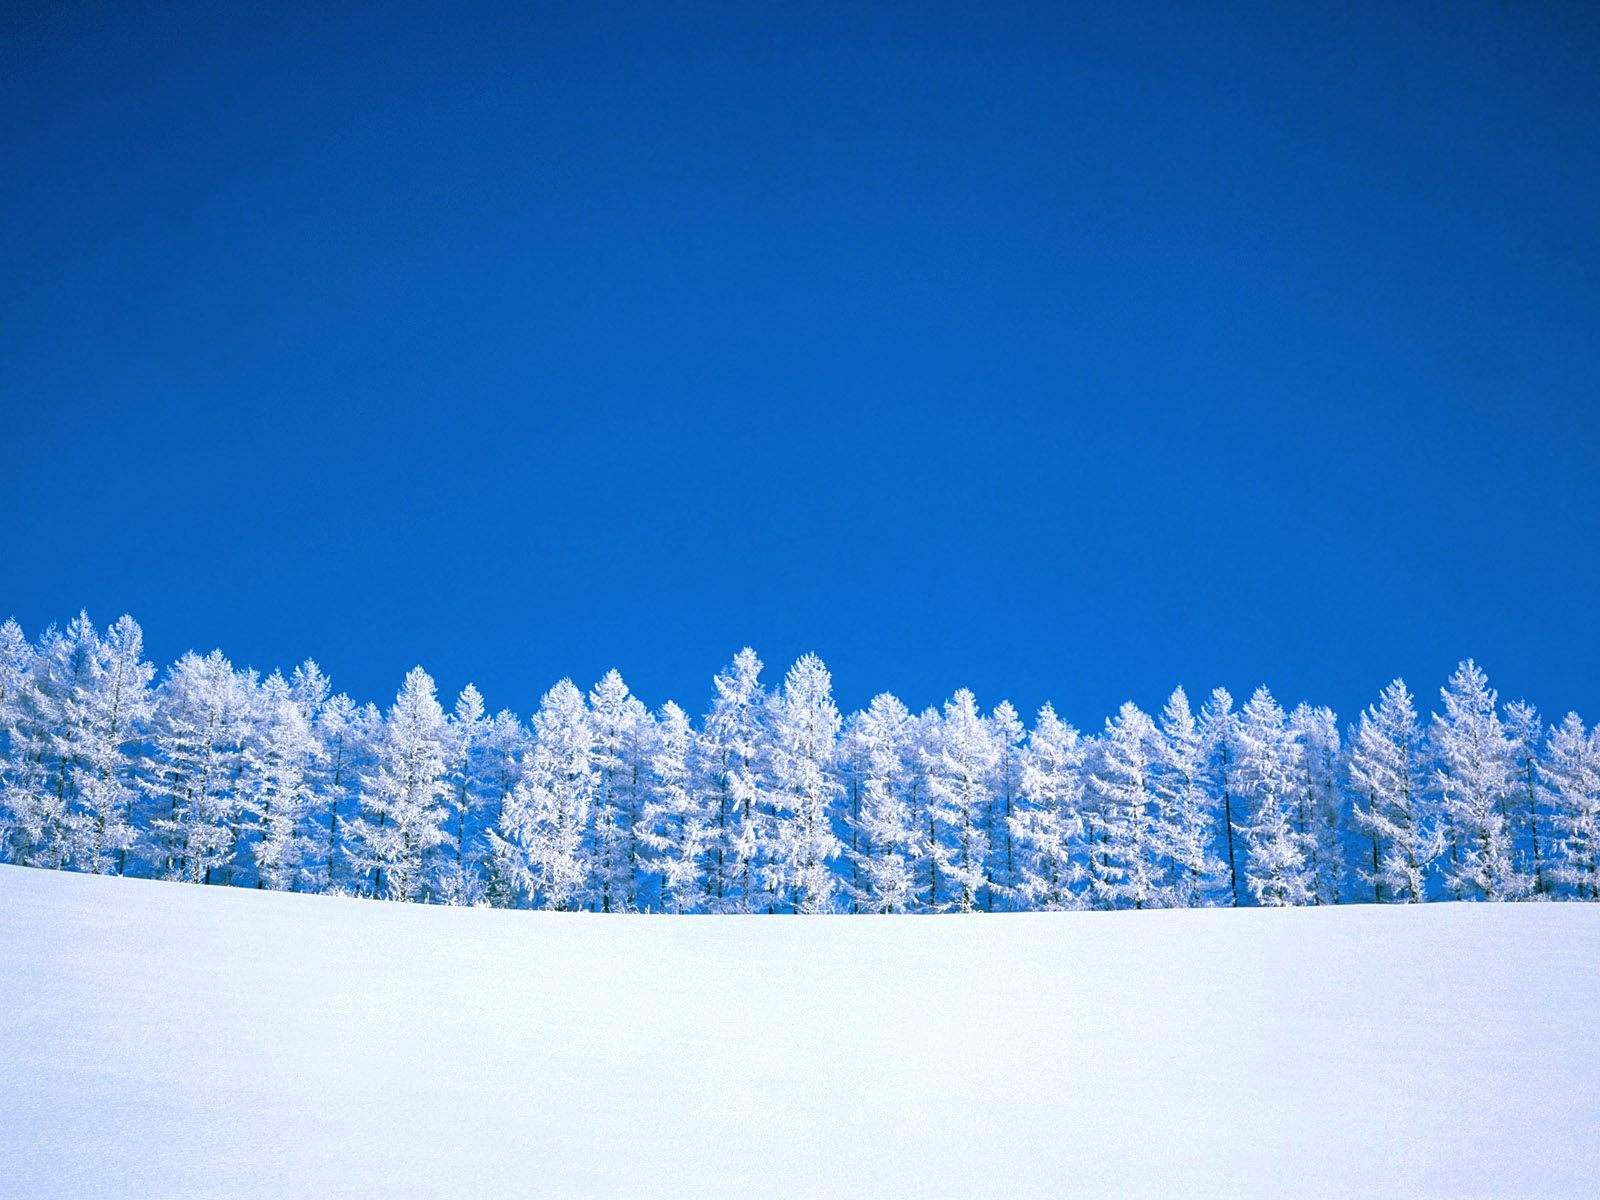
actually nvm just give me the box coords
[1086,702,1165,909]
[636,701,712,913]
[766,654,843,913]
[486,680,593,910]
[986,700,1025,910]
[239,672,321,891]
[1542,713,1600,899]
[1010,703,1086,911]
[436,684,489,906]
[1153,687,1227,907]
[926,689,998,912]
[1234,687,1313,906]
[145,650,254,884]
[1502,700,1547,894]
[309,693,378,895]
[1289,703,1344,904]
[842,693,923,913]
[1430,661,1529,901]
[588,670,651,912]
[348,667,450,902]
[697,649,772,913]
[1347,680,1436,903]
[1199,688,1243,905]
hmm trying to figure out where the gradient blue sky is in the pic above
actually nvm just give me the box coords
[4,1,1598,725]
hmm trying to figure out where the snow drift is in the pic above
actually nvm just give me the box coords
[2,865,1596,1198]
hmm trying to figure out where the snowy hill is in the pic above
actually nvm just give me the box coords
[2,866,1596,1198]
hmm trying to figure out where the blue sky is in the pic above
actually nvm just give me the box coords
[4,1,1598,725]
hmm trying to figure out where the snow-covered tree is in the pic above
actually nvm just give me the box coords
[1010,703,1086,911]
[767,654,843,913]
[842,693,923,913]
[348,667,451,902]
[588,670,651,912]
[1502,700,1547,895]
[1289,703,1343,905]
[307,693,378,894]
[1086,702,1165,909]
[239,672,321,891]
[433,684,489,906]
[636,701,712,913]
[1430,661,1529,901]
[487,680,593,910]
[1542,713,1600,899]
[1153,687,1227,907]
[145,650,254,885]
[1234,687,1313,906]
[985,700,1025,910]
[926,689,998,913]
[1199,688,1243,906]
[1347,680,1437,903]
[697,649,772,913]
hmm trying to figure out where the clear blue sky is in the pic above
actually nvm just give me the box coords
[4,1,1598,726]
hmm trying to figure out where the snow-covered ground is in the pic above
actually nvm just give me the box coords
[2,866,1596,1198]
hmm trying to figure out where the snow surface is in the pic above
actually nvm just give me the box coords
[2,866,1596,1198]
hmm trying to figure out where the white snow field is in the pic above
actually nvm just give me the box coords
[2,866,1596,1199]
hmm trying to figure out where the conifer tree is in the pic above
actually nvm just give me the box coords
[1502,700,1547,894]
[1289,703,1344,904]
[1087,702,1165,909]
[1430,661,1529,901]
[1234,687,1313,906]
[697,649,772,912]
[588,671,651,912]
[1199,688,1242,905]
[435,684,489,905]
[1010,703,1086,910]
[348,667,451,902]
[486,680,593,910]
[767,654,843,913]
[842,693,923,913]
[145,650,254,884]
[636,701,712,912]
[986,700,1025,910]
[926,689,998,912]
[240,672,321,891]
[1542,713,1600,899]
[1153,687,1227,907]
[1346,680,1436,903]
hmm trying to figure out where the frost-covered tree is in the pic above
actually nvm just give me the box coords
[767,654,843,913]
[1542,713,1600,899]
[1502,700,1547,895]
[487,680,593,910]
[1086,702,1165,909]
[926,689,998,912]
[348,667,451,902]
[588,671,651,912]
[239,672,321,891]
[636,701,712,913]
[145,650,254,884]
[307,693,378,894]
[433,684,489,906]
[842,693,924,913]
[1234,687,1313,906]
[1010,703,1086,911]
[697,649,773,913]
[1346,680,1436,903]
[1199,688,1242,905]
[1289,704,1343,905]
[984,701,1025,911]
[1153,687,1227,907]
[1430,661,1529,901]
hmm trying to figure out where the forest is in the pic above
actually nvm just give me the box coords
[2,611,1595,912]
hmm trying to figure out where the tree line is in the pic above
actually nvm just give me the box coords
[1,611,1596,912]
